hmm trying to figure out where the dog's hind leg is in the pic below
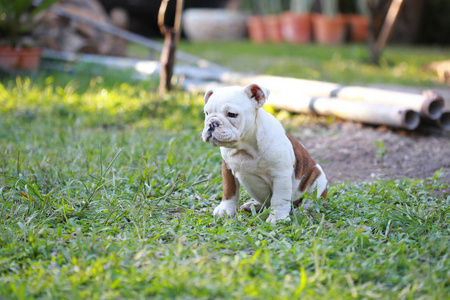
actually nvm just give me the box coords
[290,197,310,215]
[240,200,265,213]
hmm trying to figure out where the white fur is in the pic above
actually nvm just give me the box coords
[213,179,240,217]
[203,84,326,223]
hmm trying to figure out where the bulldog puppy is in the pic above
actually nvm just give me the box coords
[202,83,327,223]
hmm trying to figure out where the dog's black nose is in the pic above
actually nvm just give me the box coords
[208,121,219,132]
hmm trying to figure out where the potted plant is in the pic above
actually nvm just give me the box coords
[281,0,314,43]
[262,0,284,43]
[346,0,369,42]
[0,0,59,72]
[247,0,284,43]
[312,0,346,45]
[247,0,266,43]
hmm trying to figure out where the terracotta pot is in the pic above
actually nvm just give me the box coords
[346,14,369,42]
[247,16,266,43]
[280,12,312,44]
[19,48,42,71]
[0,47,20,70]
[263,15,283,43]
[312,14,346,45]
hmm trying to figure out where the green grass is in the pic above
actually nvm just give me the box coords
[0,68,449,299]
[176,41,449,87]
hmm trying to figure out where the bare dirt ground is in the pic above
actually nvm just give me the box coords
[293,121,450,184]
[286,85,450,185]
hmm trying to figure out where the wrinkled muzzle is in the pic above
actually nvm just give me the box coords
[202,116,238,147]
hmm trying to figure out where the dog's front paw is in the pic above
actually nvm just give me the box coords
[213,201,238,217]
[266,211,291,224]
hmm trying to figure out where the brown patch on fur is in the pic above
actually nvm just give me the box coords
[285,133,316,180]
[286,133,327,199]
[298,166,321,193]
[245,83,266,105]
[222,159,237,200]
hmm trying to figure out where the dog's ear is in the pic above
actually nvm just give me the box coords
[204,90,214,105]
[244,83,269,109]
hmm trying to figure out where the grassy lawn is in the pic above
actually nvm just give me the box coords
[0,47,449,299]
[177,41,450,87]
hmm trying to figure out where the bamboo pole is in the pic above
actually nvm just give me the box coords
[331,87,444,120]
[241,75,444,120]
[311,97,420,130]
[40,49,232,81]
[437,111,450,131]
[239,75,340,97]
[266,94,420,130]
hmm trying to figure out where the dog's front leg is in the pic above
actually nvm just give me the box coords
[213,160,240,217]
[266,176,293,223]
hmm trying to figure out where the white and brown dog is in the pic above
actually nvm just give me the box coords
[202,83,327,223]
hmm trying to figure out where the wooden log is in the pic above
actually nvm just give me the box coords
[376,0,406,50]
[157,0,184,94]
[158,28,177,95]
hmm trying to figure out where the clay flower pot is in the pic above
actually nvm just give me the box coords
[263,15,283,43]
[0,47,20,70]
[247,16,266,43]
[19,48,42,71]
[312,14,346,45]
[346,14,369,42]
[0,47,42,72]
[281,12,312,44]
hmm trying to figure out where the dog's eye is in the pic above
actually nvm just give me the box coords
[205,111,209,115]
[227,112,238,118]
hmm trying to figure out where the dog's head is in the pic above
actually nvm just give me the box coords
[202,83,270,147]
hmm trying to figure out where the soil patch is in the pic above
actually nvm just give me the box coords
[292,121,450,184]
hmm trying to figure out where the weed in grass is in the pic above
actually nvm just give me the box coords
[0,72,449,299]
[374,140,388,164]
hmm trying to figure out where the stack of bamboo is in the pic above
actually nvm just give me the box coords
[240,76,449,131]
